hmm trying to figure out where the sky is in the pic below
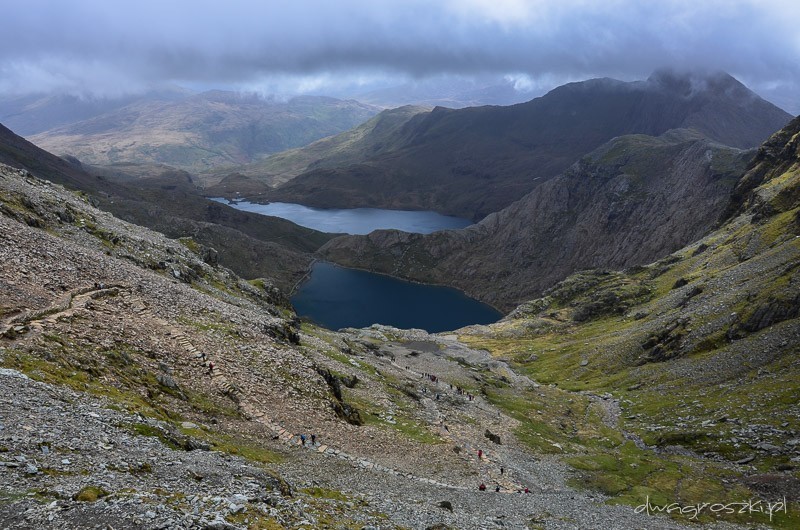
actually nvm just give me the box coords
[2,0,799,113]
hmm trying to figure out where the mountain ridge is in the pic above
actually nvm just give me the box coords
[268,71,791,220]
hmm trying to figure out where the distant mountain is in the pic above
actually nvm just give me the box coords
[0,122,333,292]
[27,92,380,173]
[270,70,792,220]
[320,129,753,311]
[202,105,429,191]
[0,88,191,136]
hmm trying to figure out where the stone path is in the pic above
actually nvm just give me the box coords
[165,323,475,492]
[393,362,529,493]
[1,283,127,339]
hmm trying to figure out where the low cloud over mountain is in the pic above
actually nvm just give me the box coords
[1,1,799,112]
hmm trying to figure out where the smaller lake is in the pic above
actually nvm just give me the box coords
[211,198,472,234]
[292,262,502,333]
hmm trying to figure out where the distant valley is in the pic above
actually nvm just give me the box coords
[24,91,379,174]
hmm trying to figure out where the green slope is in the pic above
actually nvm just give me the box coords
[458,116,800,525]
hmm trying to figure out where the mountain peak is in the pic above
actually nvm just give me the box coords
[646,68,747,98]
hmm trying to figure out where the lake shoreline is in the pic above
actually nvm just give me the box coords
[211,198,473,235]
[302,259,505,315]
[291,262,503,333]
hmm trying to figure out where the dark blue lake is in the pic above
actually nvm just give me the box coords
[211,199,472,235]
[292,262,503,332]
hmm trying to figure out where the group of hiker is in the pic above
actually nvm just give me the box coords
[454,385,475,401]
[419,372,475,402]
[479,483,530,493]
[422,372,439,383]
[298,433,317,446]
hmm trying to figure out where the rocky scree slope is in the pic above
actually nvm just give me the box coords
[0,164,746,529]
[457,115,800,522]
[269,70,790,220]
[322,129,752,312]
[0,123,335,293]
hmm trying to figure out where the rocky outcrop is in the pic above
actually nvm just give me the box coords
[321,130,752,311]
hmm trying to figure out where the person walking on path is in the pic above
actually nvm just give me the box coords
[207,362,214,375]
[479,483,486,491]
[311,433,316,445]
[300,434,306,445]
[478,449,483,459]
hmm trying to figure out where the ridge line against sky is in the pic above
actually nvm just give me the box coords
[2,0,799,113]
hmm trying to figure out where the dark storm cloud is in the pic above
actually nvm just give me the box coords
[1,0,798,111]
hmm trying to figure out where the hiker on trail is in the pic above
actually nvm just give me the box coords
[500,466,504,475]
[207,362,214,375]
[524,487,530,494]
[311,433,316,445]
[478,449,483,459]
[300,434,306,445]
[479,483,486,491]
[495,485,500,492]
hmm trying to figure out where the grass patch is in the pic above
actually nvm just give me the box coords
[204,432,284,465]
[125,423,183,451]
[73,486,109,502]
[225,511,284,529]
